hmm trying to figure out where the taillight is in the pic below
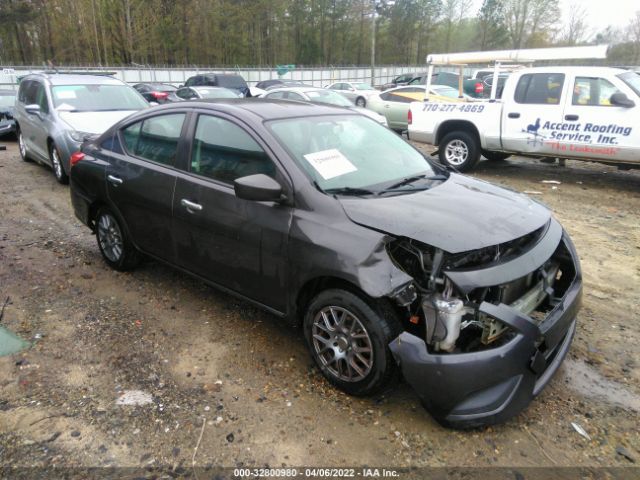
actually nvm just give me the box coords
[70,151,85,168]
[407,109,412,125]
[475,82,484,94]
[151,91,169,100]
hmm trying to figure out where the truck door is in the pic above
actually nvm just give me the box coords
[561,75,639,163]
[501,72,567,157]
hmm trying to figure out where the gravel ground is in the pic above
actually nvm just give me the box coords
[0,138,638,473]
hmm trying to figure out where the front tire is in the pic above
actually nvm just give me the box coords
[355,96,366,107]
[303,289,401,396]
[49,143,69,184]
[439,131,480,172]
[95,207,140,271]
[18,129,30,162]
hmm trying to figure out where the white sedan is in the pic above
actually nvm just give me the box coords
[326,81,378,107]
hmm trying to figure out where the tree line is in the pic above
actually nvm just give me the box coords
[1,0,640,67]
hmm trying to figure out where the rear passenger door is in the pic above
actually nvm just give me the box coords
[172,112,292,311]
[501,72,567,156]
[106,112,188,262]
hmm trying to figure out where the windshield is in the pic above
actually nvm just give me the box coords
[0,93,16,108]
[432,86,460,98]
[52,84,148,111]
[268,115,437,193]
[216,75,247,88]
[305,90,352,107]
[618,72,640,98]
[352,82,374,90]
[198,88,238,99]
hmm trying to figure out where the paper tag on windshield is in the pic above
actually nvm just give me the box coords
[304,149,357,180]
[56,90,76,99]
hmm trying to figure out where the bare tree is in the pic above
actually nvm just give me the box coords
[561,1,589,46]
[504,0,561,49]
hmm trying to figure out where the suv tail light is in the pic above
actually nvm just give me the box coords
[408,109,412,125]
[151,91,169,100]
[70,151,85,168]
[475,82,484,94]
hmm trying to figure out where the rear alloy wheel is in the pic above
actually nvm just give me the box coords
[95,207,140,271]
[49,143,69,184]
[482,150,511,162]
[355,96,366,107]
[304,289,401,396]
[18,130,29,161]
[439,131,481,172]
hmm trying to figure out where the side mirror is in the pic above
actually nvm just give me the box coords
[25,104,41,115]
[234,174,283,202]
[611,92,635,108]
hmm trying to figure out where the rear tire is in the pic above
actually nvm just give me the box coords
[95,207,140,271]
[438,131,480,172]
[49,143,69,184]
[482,150,511,162]
[355,96,366,107]
[303,289,401,397]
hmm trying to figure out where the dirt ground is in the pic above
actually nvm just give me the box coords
[0,137,638,474]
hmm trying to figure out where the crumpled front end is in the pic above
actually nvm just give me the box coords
[387,218,582,428]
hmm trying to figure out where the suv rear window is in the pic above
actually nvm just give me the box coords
[514,73,565,105]
[215,75,247,88]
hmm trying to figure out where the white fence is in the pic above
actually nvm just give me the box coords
[0,65,470,90]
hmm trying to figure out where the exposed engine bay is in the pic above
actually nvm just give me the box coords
[387,224,573,353]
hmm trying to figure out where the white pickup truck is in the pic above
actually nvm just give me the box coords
[408,66,640,171]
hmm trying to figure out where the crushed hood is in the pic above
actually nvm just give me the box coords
[339,174,551,253]
[58,110,139,134]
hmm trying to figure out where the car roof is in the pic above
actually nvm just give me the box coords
[23,73,125,86]
[190,86,233,92]
[264,86,326,94]
[143,98,347,120]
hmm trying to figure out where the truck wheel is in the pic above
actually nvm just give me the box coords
[95,207,140,271]
[439,131,480,172]
[303,289,401,397]
[482,150,511,162]
[49,143,69,184]
[355,96,366,107]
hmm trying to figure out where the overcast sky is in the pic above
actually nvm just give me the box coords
[472,0,638,36]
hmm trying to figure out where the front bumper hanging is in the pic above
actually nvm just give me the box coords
[389,229,582,429]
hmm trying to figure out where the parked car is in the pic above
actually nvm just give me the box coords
[0,89,17,137]
[255,79,312,90]
[408,66,640,171]
[380,72,423,91]
[367,85,468,131]
[70,99,581,429]
[409,72,484,98]
[184,73,250,97]
[326,81,378,107]
[133,83,180,104]
[14,73,148,183]
[262,87,387,125]
[175,86,241,100]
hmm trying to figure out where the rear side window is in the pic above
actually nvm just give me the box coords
[515,73,565,105]
[121,113,186,166]
[190,115,275,184]
[573,77,623,106]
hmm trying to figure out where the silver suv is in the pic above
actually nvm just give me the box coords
[15,73,148,183]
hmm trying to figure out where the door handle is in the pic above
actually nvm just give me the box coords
[181,198,203,212]
[508,112,520,119]
[107,174,123,186]
[565,114,579,121]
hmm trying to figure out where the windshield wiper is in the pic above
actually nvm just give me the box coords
[381,174,447,192]
[324,186,376,196]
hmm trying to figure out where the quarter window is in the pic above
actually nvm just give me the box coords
[514,73,565,105]
[572,77,623,106]
[121,113,185,166]
[190,115,275,184]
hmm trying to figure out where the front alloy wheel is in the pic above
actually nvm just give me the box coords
[18,131,29,161]
[355,97,366,107]
[311,306,373,382]
[49,144,69,184]
[304,289,401,396]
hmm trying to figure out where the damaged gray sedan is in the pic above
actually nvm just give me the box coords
[70,100,581,428]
